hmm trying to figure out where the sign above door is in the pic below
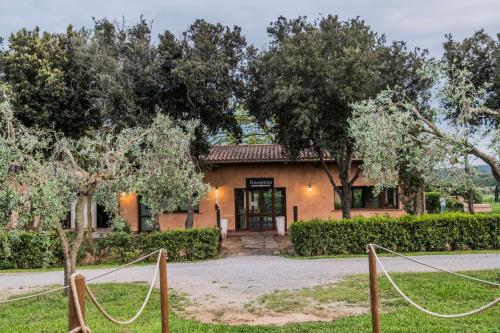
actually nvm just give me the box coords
[246,178,274,189]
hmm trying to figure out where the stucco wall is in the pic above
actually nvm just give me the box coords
[119,162,406,232]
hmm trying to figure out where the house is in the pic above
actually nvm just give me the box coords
[117,144,406,233]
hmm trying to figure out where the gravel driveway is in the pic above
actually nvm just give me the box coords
[1,253,499,304]
[1,253,499,325]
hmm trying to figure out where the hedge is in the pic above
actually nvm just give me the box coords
[0,227,220,269]
[290,213,500,256]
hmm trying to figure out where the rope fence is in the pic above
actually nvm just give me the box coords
[0,248,170,333]
[1,244,498,333]
[0,249,163,305]
[367,243,499,333]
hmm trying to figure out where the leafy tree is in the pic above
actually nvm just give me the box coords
[0,26,100,137]
[0,82,208,286]
[443,30,499,112]
[350,60,497,214]
[156,19,246,155]
[85,17,159,129]
[246,15,429,218]
[85,18,247,227]
[156,19,247,226]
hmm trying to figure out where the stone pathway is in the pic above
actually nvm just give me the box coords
[220,233,293,256]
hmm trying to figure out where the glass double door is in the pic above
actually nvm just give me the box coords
[235,188,286,231]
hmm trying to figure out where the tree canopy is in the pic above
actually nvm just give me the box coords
[0,80,208,284]
[246,15,430,218]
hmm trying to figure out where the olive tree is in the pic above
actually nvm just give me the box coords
[350,61,497,214]
[1,84,209,286]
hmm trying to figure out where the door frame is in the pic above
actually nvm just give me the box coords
[234,187,287,231]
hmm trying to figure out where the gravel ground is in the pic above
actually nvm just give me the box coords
[1,253,499,304]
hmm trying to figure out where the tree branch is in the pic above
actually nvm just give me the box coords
[316,148,342,196]
[349,166,362,185]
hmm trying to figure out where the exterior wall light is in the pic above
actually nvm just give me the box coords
[308,184,312,192]
[215,185,219,205]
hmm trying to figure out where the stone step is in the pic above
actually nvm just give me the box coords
[221,234,293,256]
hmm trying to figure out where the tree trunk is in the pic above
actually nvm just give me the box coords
[185,197,194,229]
[414,185,426,216]
[55,196,87,294]
[316,146,361,219]
[467,190,475,214]
[464,154,475,214]
[55,223,72,296]
[337,170,352,219]
[86,196,96,259]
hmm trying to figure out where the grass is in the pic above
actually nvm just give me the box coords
[0,270,498,332]
[284,249,500,260]
[490,201,500,214]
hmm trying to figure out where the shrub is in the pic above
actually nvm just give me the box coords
[134,228,219,262]
[0,231,60,269]
[0,227,220,269]
[95,231,136,264]
[425,192,441,213]
[290,213,500,256]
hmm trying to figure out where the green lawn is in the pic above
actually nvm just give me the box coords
[285,249,500,260]
[491,201,500,214]
[0,270,498,332]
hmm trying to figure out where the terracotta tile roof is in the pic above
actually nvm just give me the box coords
[203,144,335,163]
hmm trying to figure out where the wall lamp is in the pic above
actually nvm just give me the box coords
[308,184,312,192]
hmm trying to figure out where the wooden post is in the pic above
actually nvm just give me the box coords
[68,273,86,332]
[159,250,170,333]
[368,244,381,333]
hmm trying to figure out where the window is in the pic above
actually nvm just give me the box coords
[351,187,381,209]
[96,204,110,228]
[334,186,399,210]
[382,188,398,208]
[364,187,381,209]
[139,198,154,232]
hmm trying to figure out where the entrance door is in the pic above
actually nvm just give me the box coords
[235,188,286,231]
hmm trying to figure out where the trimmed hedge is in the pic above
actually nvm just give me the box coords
[290,213,500,256]
[0,227,220,269]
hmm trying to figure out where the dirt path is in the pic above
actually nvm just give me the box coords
[1,253,499,325]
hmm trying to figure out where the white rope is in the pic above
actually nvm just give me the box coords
[85,249,163,325]
[371,244,500,287]
[369,244,500,318]
[86,249,161,283]
[0,285,68,305]
[0,249,161,305]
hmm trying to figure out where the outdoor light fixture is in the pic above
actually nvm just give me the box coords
[308,184,312,192]
[215,185,219,205]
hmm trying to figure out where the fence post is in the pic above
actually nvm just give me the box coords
[159,250,170,333]
[68,273,86,332]
[368,244,381,333]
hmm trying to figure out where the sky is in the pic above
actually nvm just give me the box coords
[1,0,499,57]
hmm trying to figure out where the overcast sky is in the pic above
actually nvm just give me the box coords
[1,0,499,56]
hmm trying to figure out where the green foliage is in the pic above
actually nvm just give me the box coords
[0,231,60,269]
[95,231,136,264]
[290,213,500,256]
[246,15,430,218]
[425,192,441,213]
[0,27,100,138]
[0,228,219,269]
[134,228,220,262]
